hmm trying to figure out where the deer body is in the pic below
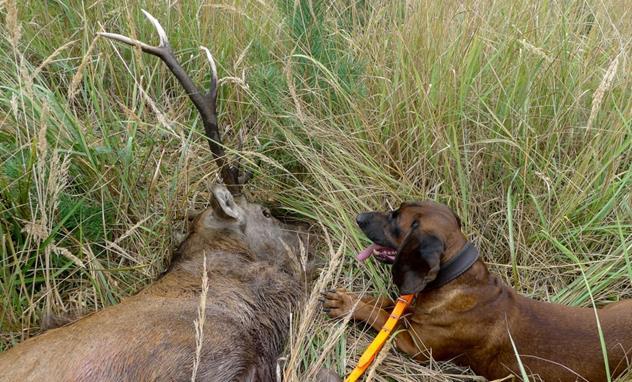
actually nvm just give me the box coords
[0,189,306,381]
[0,12,310,382]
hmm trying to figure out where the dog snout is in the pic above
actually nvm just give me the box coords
[356,212,372,228]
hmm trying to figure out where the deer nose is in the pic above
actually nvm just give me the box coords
[356,213,372,228]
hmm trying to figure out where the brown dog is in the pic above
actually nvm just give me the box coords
[324,201,632,381]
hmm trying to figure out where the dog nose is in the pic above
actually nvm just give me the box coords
[356,213,371,228]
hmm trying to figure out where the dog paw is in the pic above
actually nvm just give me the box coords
[321,288,359,319]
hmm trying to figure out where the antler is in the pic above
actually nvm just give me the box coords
[99,10,244,195]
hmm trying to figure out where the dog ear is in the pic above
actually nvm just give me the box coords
[392,225,443,294]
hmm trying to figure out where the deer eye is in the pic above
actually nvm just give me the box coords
[262,208,272,218]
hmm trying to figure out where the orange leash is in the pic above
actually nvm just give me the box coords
[344,294,414,382]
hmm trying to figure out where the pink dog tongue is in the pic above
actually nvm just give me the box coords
[357,243,383,261]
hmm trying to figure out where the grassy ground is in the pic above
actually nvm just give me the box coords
[0,0,630,380]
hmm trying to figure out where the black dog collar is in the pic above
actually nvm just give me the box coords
[425,242,479,290]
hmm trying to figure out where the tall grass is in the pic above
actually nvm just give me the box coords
[0,0,630,380]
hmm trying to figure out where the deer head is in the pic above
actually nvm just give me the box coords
[99,11,307,270]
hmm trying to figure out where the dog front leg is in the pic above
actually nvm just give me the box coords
[322,289,392,326]
[322,289,425,360]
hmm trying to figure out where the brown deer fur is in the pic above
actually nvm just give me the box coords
[0,11,315,381]
[0,186,308,381]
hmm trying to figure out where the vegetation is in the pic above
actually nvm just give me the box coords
[0,0,629,380]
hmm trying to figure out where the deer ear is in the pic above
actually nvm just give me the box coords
[392,226,443,294]
[211,184,243,221]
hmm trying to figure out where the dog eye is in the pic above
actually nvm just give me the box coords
[262,208,272,218]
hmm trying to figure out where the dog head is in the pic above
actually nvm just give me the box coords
[356,201,463,294]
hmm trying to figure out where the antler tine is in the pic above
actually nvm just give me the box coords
[98,10,242,194]
[97,32,160,54]
[140,9,169,48]
[200,46,219,103]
